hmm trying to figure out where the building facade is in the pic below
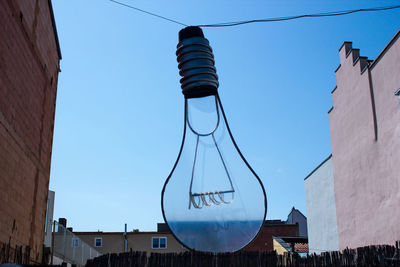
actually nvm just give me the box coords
[44,190,55,249]
[52,220,101,267]
[0,0,61,262]
[286,207,308,237]
[273,236,308,255]
[74,220,301,255]
[304,155,339,253]
[243,220,299,252]
[306,29,400,251]
[74,224,187,255]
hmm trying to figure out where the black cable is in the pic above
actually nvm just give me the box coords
[109,0,400,29]
[198,5,400,27]
[109,0,188,27]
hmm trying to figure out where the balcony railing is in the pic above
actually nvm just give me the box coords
[52,221,101,266]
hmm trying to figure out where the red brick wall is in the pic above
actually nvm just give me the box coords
[243,223,299,251]
[0,0,60,262]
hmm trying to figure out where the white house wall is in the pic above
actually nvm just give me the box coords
[304,156,339,253]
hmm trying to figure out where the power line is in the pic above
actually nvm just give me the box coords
[109,0,400,28]
[109,0,188,27]
[199,5,400,27]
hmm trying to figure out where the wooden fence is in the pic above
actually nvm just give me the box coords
[86,241,400,267]
[0,241,62,266]
[0,241,33,265]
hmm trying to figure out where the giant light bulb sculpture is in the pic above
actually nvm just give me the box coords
[161,26,267,253]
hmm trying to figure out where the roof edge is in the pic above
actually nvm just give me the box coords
[288,207,307,220]
[48,0,62,60]
[369,29,400,70]
[304,154,332,180]
[73,231,170,235]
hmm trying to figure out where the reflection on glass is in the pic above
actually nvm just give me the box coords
[162,95,267,252]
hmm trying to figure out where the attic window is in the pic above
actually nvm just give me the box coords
[395,88,400,109]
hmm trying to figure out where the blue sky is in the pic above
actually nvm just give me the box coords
[50,0,400,231]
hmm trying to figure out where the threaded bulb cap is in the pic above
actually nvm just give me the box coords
[176,26,219,98]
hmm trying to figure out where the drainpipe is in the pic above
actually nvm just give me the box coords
[367,64,378,141]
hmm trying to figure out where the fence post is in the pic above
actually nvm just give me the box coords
[51,221,55,265]
[82,242,84,266]
[63,225,66,261]
[72,239,75,263]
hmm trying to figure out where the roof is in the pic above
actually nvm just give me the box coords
[74,219,296,235]
[287,207,307,220]
[273,237,292,252]
[273,236,309,253]
[73,231,172,235]
[264,220,285,225]
[294,243,309,253]
[275,236,308,243]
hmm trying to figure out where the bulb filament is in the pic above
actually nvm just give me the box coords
[187,98,235,209]
[189,190,234,209]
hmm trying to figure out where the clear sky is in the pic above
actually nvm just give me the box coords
[50,0,400,232]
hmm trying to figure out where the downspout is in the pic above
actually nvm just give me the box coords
[367,64,378,141]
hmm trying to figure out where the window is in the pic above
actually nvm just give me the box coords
[72,238,79,248]
[152,237,167,249]
[396,88,400,109]
[94,237,102,248]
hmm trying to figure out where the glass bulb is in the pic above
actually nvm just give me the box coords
[161,94,267,253]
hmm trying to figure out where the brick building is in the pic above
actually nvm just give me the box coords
[0,0,61,263]
[243,220,299,251]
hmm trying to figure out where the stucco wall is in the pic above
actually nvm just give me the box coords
[75,232,187,255]
[304,156,339,253]
[329,31,400,249]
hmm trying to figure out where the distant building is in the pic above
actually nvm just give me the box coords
[52,219,101,266]
[286,207,307,237]
[74,217,306,255]
[44,191,55,249]
[273,236,308,255]
[305,29,400,251]
[243,220,300,252]
[74,223,187,255]
[0,0,61,263]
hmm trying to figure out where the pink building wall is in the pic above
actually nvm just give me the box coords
[329,30,400,250]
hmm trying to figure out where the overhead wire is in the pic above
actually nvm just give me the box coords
[198,5,400,27]
[109,0,400,28]
[109,0,188,27]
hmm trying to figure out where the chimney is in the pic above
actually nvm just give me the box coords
[59,218,67,228]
